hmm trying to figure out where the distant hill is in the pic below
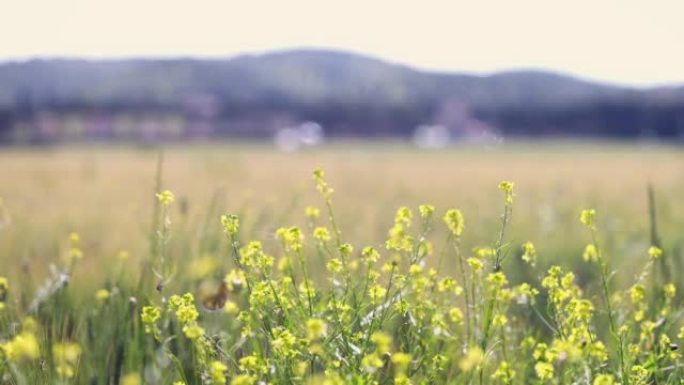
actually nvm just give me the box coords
[1,49,683,141]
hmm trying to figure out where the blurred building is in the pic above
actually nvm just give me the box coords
[274,121,325,152]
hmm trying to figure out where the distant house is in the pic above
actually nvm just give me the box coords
[274,121,325,152]
[413,99,502,148]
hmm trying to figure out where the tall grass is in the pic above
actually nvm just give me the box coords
[1,160,683,384]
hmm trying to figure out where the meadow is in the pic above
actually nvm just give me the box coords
[0,141,683,384]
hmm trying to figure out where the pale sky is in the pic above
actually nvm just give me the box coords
[1,0,683,86]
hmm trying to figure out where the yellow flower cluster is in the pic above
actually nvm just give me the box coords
[220,213,240,236]
[141,305,161,338]
[53,342,81,378]
[1,318,40,363]
[156,190,175,206]
[386,206,415,251]
[498,181,514,206]
[6,172,681,385]
[168,293,204,340]
[443,208,465,237]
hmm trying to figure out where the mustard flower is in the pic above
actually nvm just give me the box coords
[498,181,514,206]
[305,206,320,219]
[121,373,142,385]
[492,314,508,327]
[338,243,353,256]
[648,245,662,260]
[220,214,240,236]
[231,374,256,385]
[521,241,537,266]
[418,204,435,220]
[182,323,205,340]
[491,361,516,383]
[629,365,649,385]
[326,258,343,273]
[368,284,387,304]
[534,361,554,380]
[313,169,334,197]
[593,374,615,385]
[1,331,40,362]
[156,190,175,206]
[486,271,508,289]
[580,208,596,229]
[313,227,331,242]
[362,246,380,263]
[361,353,384,373]
[210,361,228,385]
[408,263,423,276]
[459,347,484,371]
[629,284,646,304]
[271,327,298,358]
[95,289,110,303]
[371,332,392,354]
[583,244,598,262]
[467,257,484,272]
[53,342,82,378]
[306,318,328,340]
[395,206,413,226]
[449,307,464,324]
[391,352,412,370]
[664,283,676,299]
[443,209,465,237]
[141,305,161,335]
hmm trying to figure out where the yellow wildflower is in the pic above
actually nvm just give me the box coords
[583,244,598,262]
[521,241,537,266]
[648,246,662,260]
[443,209,465,237]
[361,353,384,373]
[664,283,676,299]
[467,257,484,272]
[498,181,514,206]
[368,284,387,304]
[95,289,110,303]
[210,361,228,385]
[53,342,81,378]
[220,213,239,236]
[306,318,328,340]
[593,374,615,385]
[2,331,40,362]
[580,209,596,229]
[534,361,554,380]
[371,332,392,354]
[156,190,175,206]
[419,204,435,220]
[305,206,320,219]
[121,373,142,385]
[459,347,484,371]
[391,352,412,370]
[492,361,515,382]
[313,227,331,242]
[231,374,256,385]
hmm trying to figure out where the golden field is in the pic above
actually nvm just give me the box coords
[1,141,684,385]
[0,142,683,281]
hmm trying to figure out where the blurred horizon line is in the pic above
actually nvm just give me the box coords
[0,47,681,90]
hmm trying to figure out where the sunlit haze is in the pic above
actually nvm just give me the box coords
[2,0,684,86]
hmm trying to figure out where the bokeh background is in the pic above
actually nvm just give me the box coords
[1,0,683,291]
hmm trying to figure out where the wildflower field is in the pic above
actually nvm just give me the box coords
[0,142,683,385]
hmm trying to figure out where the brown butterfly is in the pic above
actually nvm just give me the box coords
[199,280,229,311]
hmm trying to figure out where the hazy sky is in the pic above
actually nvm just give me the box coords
[2,0,683,86]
